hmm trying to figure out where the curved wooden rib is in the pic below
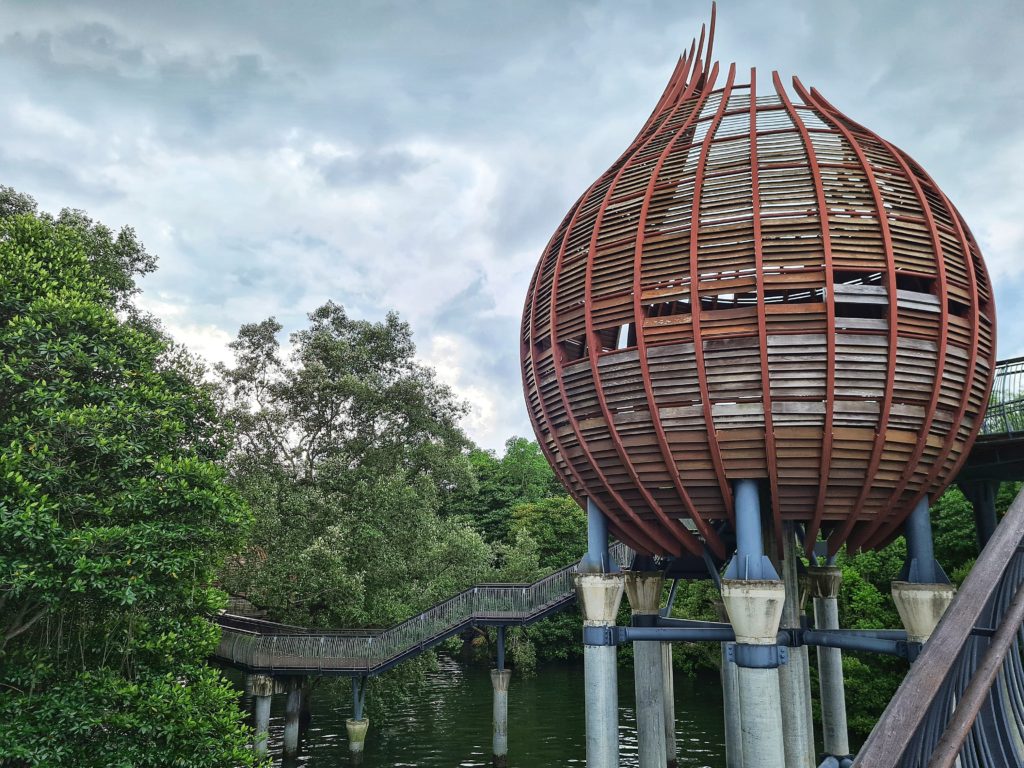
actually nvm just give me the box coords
[792,79,901,555]
[630,62,728,558]
[581,58,713,557]
[749,68,782,543]
[772,72,836,551]
[687,64,739,522]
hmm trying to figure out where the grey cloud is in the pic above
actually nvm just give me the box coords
[314,149,431,187]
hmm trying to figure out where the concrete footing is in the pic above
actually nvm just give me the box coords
[625,572,666,768]
[891,580,956,643]
[576,571,625,768]
[491,669,511,767]
[809,566,850,757]
[346,717,369,761]
[250,674,274,756]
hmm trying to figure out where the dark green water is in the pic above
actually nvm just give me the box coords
[234,657,727,767]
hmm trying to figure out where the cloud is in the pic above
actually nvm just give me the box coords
[0,0,1021,452]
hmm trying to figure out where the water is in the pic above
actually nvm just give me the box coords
[233,657,727,767]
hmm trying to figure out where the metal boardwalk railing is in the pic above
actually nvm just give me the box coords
[980,356,1024,439]
[214,541,632,676]
[853,485,1024,768]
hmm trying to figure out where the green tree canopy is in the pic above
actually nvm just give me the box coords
[0,209,256,765]
[216,304,492,629]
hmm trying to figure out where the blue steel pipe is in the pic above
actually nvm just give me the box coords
[905,496,938,583]
[584,625,916,658]
[734,479,763,564]
[724,479,778,580]
[580,497,618,573]
[496,626,506,671]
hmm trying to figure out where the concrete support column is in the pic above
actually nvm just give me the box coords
[720,642,744,768]
[492,625,510,768]
[892,497,956,646]
[284,677,303,759]
[576,570,626,768]
[721,479,786,768]
[250,674,274,756]
[348,675,369,763]
[625,572,667,768]
[491,669,511,767]
[661,643,677,768]
[777,526,816,768]
[809,565,850,758]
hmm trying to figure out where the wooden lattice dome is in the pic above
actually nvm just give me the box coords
[520,10,996,558]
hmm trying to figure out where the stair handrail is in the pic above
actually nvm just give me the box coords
[853,485,1024,767]
[214,540,632,673]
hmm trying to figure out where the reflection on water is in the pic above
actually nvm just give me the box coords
[231,656,726,768]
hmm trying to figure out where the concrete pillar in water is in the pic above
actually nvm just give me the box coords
[808,565,850,758]
[576,497,624,768]
[662,643,677,768]
[624,571,667,768]
[721,479,786,768]
[714,601,743,768]
[777,525,816,768]
[348,675,370,762]
[891,497,956,645]
[283,677,303,759]
[491,669,511,767]
[250,674,274,756]
[492,623,510,767]
[576,569,625,768]
[346,718,369,761]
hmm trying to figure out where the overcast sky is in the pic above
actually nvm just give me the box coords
[1,1,1021,452]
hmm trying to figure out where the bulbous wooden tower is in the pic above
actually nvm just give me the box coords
[520,10,996,559]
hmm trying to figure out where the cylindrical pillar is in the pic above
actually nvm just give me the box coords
[720,642,744,768]
[777,527,816,768]
[662,643,677,768]
[346,717,369,761]
[576,571,626,768]
[959,478,1000,551]
[809,565,850,758]
[250,674,274,756]
[284,677,303,759]
[720,479,786,768]
[624,572,667,768]
[736,665,785,764]
[491,669,511,767]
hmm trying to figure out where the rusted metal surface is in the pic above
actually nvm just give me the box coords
[519,8,995,555]
[852,486,1024,768]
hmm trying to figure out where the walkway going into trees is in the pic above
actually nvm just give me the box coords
[213,542,632,676]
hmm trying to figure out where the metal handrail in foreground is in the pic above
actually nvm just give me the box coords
[213,541,632,676]
[853,485,1024,767]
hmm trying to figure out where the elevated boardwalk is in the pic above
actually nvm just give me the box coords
[214,541,632,676]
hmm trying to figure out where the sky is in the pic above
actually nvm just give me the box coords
[1,0,1021,453]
